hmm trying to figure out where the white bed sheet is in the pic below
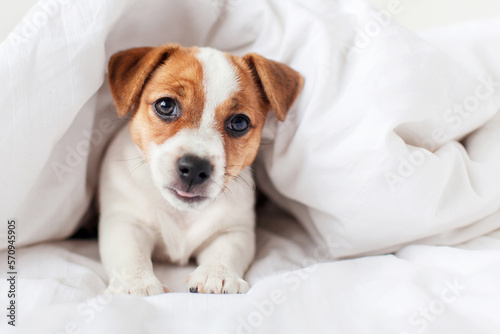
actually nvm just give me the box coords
[3,0,500,259]
[3,201,500,334]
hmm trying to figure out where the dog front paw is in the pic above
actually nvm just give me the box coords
[186,264,249,294]
[105,275,168,296]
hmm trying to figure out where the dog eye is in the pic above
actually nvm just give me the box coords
[154,98,180,120]
[225,114,251,137]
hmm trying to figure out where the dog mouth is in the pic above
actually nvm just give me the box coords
[165,187,209,204]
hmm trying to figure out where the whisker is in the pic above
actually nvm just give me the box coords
[130,159,147,176]
[236,174,255,191]
[117,155,144,162]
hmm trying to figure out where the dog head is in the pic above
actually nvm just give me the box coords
[108,43,303,210]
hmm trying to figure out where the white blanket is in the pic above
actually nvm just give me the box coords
[2,0,500,332]
[2,0,500,256]
[3,205,500,334]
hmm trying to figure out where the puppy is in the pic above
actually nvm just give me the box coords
[99,43,303,295]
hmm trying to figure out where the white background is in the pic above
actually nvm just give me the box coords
[1,0,500,43]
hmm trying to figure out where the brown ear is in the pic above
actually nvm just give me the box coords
[108,44,180,117]
[242,53,304,121]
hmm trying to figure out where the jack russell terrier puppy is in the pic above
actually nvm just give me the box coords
[99,43,303,295]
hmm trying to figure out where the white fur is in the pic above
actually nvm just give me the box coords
[99,49,255,295]
[197,47,240,129]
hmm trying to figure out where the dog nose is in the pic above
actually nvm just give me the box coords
[177,155,212,186]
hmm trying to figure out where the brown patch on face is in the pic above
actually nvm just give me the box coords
[128,47,206,160]
[211,52,304,184]
[213,55,270,182]
[108,45,181,117]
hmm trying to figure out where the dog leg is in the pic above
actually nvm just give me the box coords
[99,215,167,296]
[186,229,255,294]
